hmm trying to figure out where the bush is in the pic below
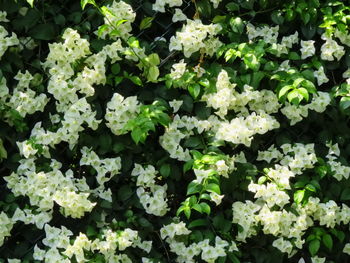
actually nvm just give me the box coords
[1,0,350,262]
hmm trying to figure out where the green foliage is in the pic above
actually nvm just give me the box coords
[2,0,350,262]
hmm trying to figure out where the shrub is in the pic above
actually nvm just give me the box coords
[1,0,350,262]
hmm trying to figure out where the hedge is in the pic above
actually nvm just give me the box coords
[1,0,350,262]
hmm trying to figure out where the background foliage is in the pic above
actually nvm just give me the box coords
[1,0,350,262]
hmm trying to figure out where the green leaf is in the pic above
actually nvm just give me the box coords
[200,202,211,215]
[227,252,240,263]
[187,182,202,195]
[160,163,171,178]
[305,183,316,192]
[278,85,294,99]
[184,207,191,219]
[302,79,316,93]
[183,160,194,173]
[111,63,121,75]
[192,203,202,214]
[115,76,124,85]
[127,37,140,48]
[176,205,185,216]
[26,0,35,7]
[147,66,159,83]
[293,78,305,88]
[140,17,154,30]
[81,0,96,10]
[188,84,201,99]
[86,225,97,237]
[322,234,333,250]
[147,54,160,66]
[196,0,212,18]
[330,229,345,242]
[117,185,133,201]
[271,11,284,24]
[200,193,211,201]
[230,17,244,34]
[206,183,221,194]
[225,49,238,62]
[189,195,197,206]
[184,136,202,148]
[309,239,320,256]
[129,76,143,86]
[301,12,311,24]
[289,52,301,60]
[297,87,309,101]
[131,127,145,144]
[294,189,305,204]
[226,3,239,11]
[287,89,303,105]
[188,219,209,228]
[340,97,350,111]
[258,176,267,185]
[340,188,350,201]
[28,23,56,40]
[0,139,7,160]
[244,53,260,71]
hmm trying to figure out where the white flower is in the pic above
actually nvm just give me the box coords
[169,99,183,113]
[300,40,315,59]
[314,66,329,86]
[311,256,326,263]
[172,8,187,22]
[343,243,350,255]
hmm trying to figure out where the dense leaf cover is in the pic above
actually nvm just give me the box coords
[1,0,350,262]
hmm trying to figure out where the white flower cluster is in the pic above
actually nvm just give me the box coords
[209,0,222,8]
[153,0,183,13]
[169,19,222,58]
[132,164,169,216]
[169,99,183,113]
[80,146,122,201]
[98,1,136,40]
[170,59,187,80]
[304,197,350,228]
[0,212,13,247]
[57,98,101,148]
[281,91,331,125]
[105,93,141,135]
[320,33,345,61]
[325,143,350,181]
[172,8,187,22]
[43,28,90,78]
[202,70,280,118]
[300,40,315,59]
[266,164,295,189]
[334,29,350,47]
[0,10,9,22]
[215,111,279,147]
[258,143,317,175]
[0,70,49,118]
[160,114,209,161]
[92,228,151,261]
[233,201,311,255]
[33,224,73,263]
[4,158,95,219]
[101,39,124,63]
[0,22,19,58]
[246,23,279,44]
[12,207,52,229]
[314,66,329,86]
[34,223,152,262]
[160,221,236,263]
[248,182,290,208]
